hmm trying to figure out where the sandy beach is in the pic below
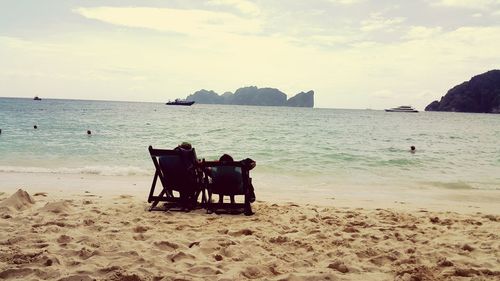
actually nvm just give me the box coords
[0,173,499,281]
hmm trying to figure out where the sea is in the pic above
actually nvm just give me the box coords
[1,97,499,201]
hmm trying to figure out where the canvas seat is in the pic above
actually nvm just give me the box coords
[147,145,206,211]
[202,160,254,216]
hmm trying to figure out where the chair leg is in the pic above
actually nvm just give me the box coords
[199,188,207,205]
[244,195,253,216]
[151,189,167,210]
[148,171,159,203]
[149,201,159,211]
[206,192,213,214]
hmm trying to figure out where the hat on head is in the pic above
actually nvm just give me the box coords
[179,142,192,150]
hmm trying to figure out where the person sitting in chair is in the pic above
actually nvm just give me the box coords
[218,154,236,204]
[174,142,198,167]
[173,142,200,207]
[212,154,256,204]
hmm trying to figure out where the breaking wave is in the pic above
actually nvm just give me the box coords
[0,165,150,176]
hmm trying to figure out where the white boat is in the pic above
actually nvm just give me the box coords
[385,105,418,112]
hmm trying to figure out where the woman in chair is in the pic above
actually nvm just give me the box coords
[217,154,236,204]
[213,154,256,204]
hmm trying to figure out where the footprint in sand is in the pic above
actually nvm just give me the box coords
[168,251,196,262]
[437,258,454,267]
[98,265,121,274]
[33,242,49,248]
[57,275,95,281]
[343,226,359,233]
[7,250,45,264]
[229,228,253,236]
[83,219,95,226]
[33,192,48,197]
[0,236,25,245]
[57,234,72,244]
[395,266,437,280]
[483,214,498,222]
[328,260,349,273]
[369,253,398,266]
[0,268,35,279]
[188,266,222,275]
[75,247,100,260]
[154,241,180,251]
[39,201,72,214]
[133,234,149,241]
[461,244,475,252]
[241,266,266,279]
[133,226,150,233]
[269,236,289,244]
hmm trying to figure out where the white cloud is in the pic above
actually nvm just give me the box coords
[0,35,92,56]
[428,0,500,10]
[75,7,262,37]
[207,0,261,15]
[404,26,443,40]
[370,90,395,99]
[328,0,365,4]
[360,13,405,32]
[308,34,357,46]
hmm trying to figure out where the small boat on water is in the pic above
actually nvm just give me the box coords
[166,99,195,106]
[33,96,42,101]
[385,105,418,113]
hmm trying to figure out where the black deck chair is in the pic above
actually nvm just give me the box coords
[202,160,254,216]
[148,145,206,211]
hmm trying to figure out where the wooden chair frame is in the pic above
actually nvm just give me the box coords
[148,145,206,211]
[202,160,253,216]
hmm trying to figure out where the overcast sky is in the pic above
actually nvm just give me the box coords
[1,0,499,109]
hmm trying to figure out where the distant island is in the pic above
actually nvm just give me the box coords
[186,86,314,108]
[425,70,500,113]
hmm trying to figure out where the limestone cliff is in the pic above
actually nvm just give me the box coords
[286,90,314,107]
[425,70,500,113]
[186,86,314,107]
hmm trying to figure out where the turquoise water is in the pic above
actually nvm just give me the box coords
[1,97,499,191]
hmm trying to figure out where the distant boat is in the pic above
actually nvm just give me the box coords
[166,99,195,106]
[33,96,42,101]
[385,105,418,113]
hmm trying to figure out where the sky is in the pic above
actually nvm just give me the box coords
[0,0,499,109]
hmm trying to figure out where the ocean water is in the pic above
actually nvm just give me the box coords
[1,97,499,194]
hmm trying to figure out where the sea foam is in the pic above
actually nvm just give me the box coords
[0,165,150,176]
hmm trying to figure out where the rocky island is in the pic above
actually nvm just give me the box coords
[425,70,500,113]
[186,86,314,108]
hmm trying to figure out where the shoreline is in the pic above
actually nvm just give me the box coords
[0,171,499,215]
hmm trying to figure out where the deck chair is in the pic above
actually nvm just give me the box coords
[148,145,206,211]
[202,160,254,216]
